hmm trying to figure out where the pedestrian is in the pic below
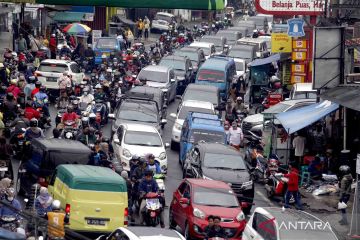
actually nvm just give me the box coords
[144,16,151,40]
[49,34,57,59]
[46,200,69,239]
[237,76,246,100]
[224,121,230,144]
[204,215,215,239]
[29,34,40,57]
[338,165,353,225]
[283,164,303,210]
[292,132,306,164]
[207,216,226,238]
[136,19,144,40]
[125,28,134,48]
[311,124,326,155]
[35,187,53,217]
[17,34,27,53]
[228,121,243,150]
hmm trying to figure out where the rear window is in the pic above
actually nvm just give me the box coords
[73,182,126,192]
[96,38,117,49]
[197,69,225,82]
[155,14,173,23]
[38,63,68,73]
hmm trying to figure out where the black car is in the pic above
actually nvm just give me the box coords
[181,83,222,111]
[183,142,254,214]
[159,55,194,95]
[109,97,167,135]
[173,47,205,74]
[126,86,168,119]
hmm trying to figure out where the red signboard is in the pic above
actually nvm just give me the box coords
[255,0,325,16]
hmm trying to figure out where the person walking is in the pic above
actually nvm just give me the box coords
[46,200,69,240]
[137,19,144,40]
[29,35,40,57]
[144,16,151,40]
[292,132,306,164]
[338,165,353,225]
[228,121,243,150]
[17,34,27,53]
[49,34,57,59]
[125,28,134,48]
[283,164,303,210]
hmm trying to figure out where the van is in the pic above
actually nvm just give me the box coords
[216,30,242,46]
[189,42,216,59]
[288,83,317,100]
[228,26,250,38]
[94,37,126,64]
[228,45,257,64]
[236,38,269,58]
[200,36,227,55]
[48,165,128,233]
[248,16,268,32]
[236,21,256,32]
[151,12,177,32]
[195,56,236,99]
[179,112,225,165]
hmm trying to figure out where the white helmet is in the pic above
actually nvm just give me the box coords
[95,83,102,89]
[106,68,112,73]
[52,199,61,210]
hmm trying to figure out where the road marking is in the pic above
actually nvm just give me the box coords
[256,190,275,207]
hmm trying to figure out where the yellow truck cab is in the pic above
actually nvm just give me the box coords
[48,164,128,234]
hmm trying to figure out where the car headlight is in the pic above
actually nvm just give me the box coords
[236,211,245,221]
[159,152,166,160]
[174,122,182,131]
[241,180,253,190]
[122,149,132,158]
[203,175,212,180]
[193,208,205,219]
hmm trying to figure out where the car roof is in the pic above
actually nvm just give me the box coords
[128,85,163,96]
[197,142,241,155]
[182,100,214,109]
[293,83,316,91]
[200,57,234,71]
[231,45,256,50]
[190,42,214,48]
[32,138,91,153]
[186,178,232,189]
[201,35,225,40]
[156,12,175,17]
[122,123,158,133]
[177,47,200,53]
[262,99,316,114]
[161,55,188,62]
[119,227,185,240]
[186,83,219,92]
[237,37,267,43]
[41,59,74,65]
[142,65,171,73]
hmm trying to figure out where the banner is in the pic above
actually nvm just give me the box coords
[271,33,292,53]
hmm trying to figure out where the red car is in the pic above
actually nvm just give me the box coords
[169,179,247,239]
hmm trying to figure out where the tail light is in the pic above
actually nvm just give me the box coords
[65,204,71,214]
[124,207,128,225]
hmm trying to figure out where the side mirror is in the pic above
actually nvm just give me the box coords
[170,78,176,83]
[170,113,177,118]
[108,113,115,119]
[179,197,190,205]
[161,119,167,125]
[114,138,121,145]
[165,143,170,148]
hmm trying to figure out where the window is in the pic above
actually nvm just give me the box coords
[108,229,130,240]
[70,64,80,73]
[253,213,277,240]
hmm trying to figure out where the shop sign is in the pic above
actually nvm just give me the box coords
[292,51,307,60]
[293,40,307,49]
[271,33,292,53]
[291,75,305,83]
[292,63,306,74]
[287,18,305,37]
[255,0,325,16]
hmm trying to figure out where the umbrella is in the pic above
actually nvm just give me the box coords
[63,23,91,35]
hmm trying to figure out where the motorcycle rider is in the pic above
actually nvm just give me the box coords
[31,81,41,99]
[105,68,113,82]
[24,101,40,120]
[25,118,45,140]
[94,84,105,100]
[24,76,36,100]
[130,155,141,177]
[10,111,29,136]
[34,186,53,217]
[59,43,71,57]
[46,200,69,240]
[34,85,50,120]
[79,87,94,105]
[84,44,95,68]
[61,105,79,127]
[232,96,248,117]
[138,170,165,228]
[72,100,81,116]
[2,93,18,123]
[57,71,72,96]
[6,79,21,98]
[145,153,161,174]
[0,188,21,220]
[77,126,97,146]
[124,49,133,62]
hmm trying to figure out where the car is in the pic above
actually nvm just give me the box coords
[173,47,205,74]
[151,12,177,32]
[228,26,250,38]
[242,207,339,240]
[183,142,254,214]
[170,100,215,149]
[94,37,126,64]
[236,37,269,58]
[97,226,185,240]
[159,55,194,95]
[35,59,84,99]
[112,123,169,172]
[169,179,247,239]
[189,42,216,59]
[216,30,242,46]
[109,97,166,134]
[228,45,257,64]
[200,35,227,55]
[137,65,177,104]
[288,83,317,100]
[181,83,221,111]
[233,58,249,84]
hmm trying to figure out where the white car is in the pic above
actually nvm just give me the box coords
[35,59,84,90]
[233,58,249,83]
[151,12,177,32]
[189,42,216,59]
[170,100,215,149]
[112,123,169,172]
[97,227,185,240]
[242,207,338,240]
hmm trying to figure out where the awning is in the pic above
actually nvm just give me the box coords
[320,85,360,112]
[53,12,85,22]
[275,101,339,134]
[249,54,281,67]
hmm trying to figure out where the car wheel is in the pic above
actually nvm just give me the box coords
[169,208,177,229]
[184,222,192,240]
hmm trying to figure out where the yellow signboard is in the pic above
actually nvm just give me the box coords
[271,33,292,53]
[292,51,307,60]
[293,40,307,49]
[291,75,305,84]
[291,63,306,74]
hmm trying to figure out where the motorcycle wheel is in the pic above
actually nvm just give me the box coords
[255,105,265,114]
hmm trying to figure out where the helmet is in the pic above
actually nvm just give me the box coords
[28,76,36,83]
[339,165,350,175]
[127,49,132,54]
[87,44,92,48]
[271,75,280,82]
[120,170,128,179]
[131,155,141,161]
[72,100,79,106]
[144,170,154,177]
[236,96,243,101]
[89,112,96,119]
[67,105,74,113]
[6,92,14,101]
[30,118,38,127]
[101,54,107,59]
[51,200,61,210]
[194,25,198,29]
[95,84,102,89]
[35,81,42,88]
[147,153,155,161]
[40,85,46,92]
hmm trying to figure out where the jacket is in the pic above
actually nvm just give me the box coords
[24,107,40,120]
[0,198,22,219]
[147,163,161,174]
[340,174,353,197]
[139,179,159,194]
[6,85,21,98]
[47,211,69,238]
[284,168,299,192]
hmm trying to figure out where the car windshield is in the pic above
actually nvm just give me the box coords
[229,50,253,59]
[178,106,213,119]
[175,51,198,62]
[160,59,185,71]
[202,38,222,47]
[38,63,67,73]
[118,107,158,123]
[138,70,168,83]
[193,187,239,208]
[124,131,162,146]
[264,102,291,113]
[197,69,225,82]
[155,14,172,23]
[190,130,224,143]
[294,92,317,99]
[96,38,117,50]
[235,62,244,71]
[203,153,246,170]
[199,47,211,55]
[183,89,218,105]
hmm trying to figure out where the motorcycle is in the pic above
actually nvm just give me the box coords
[143,192,162,227]
[255,87,283,113]
[93,99,109,126]
[61,120,78,139]
[244,131,263,165]
[265,173,295,203]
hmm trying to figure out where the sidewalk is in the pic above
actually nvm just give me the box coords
[0,31,13,62]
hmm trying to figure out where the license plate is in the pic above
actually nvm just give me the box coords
[150,211,156,217]
[47,77,57,82]
[87,219,107,226]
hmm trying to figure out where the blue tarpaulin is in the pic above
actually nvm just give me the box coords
[249,54,281,67]
[275,101,339,134]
